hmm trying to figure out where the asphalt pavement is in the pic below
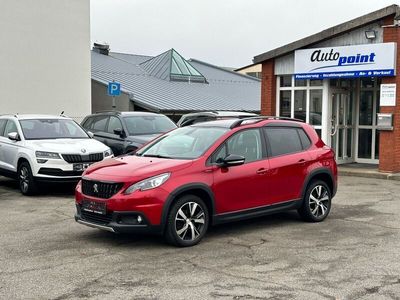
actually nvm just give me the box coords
[0,176,399,300]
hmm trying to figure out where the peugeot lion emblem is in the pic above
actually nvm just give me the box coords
[93,184,99,193]
[81,148,87,154]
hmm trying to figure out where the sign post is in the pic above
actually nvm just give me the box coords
[107,81,121,110]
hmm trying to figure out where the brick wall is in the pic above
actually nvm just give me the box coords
[380,15,400,172]
[260,60,276,116]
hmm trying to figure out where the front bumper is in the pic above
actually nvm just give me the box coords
[75,205,161,234]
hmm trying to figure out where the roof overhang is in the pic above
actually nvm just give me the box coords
[253,4,400,64]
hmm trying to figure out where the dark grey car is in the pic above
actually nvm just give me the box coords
[81,111,177,156]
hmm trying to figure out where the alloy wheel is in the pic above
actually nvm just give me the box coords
[174,202,205,241]
[309,185,330,218]
[19,166,29,193]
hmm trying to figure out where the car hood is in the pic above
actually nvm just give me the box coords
[28,139,108,154]
[83,155,193,182]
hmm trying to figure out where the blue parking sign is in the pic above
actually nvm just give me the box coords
[108,82,121,96]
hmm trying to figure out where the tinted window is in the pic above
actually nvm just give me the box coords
[264,127,303,157]
[107,116,123,134]
[124,115,176,135]
[92,116,108,132]
[0,119,7,136]
[298,129,311,149]
[4,120,18,137]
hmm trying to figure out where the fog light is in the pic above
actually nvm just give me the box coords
[37,159,48,164]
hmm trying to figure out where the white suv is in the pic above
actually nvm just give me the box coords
[0,114,113,195]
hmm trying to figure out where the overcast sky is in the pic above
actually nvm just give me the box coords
[91,0,399,68]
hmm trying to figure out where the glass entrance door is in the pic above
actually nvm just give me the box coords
[331,92,354,164]
[356,78,380,163]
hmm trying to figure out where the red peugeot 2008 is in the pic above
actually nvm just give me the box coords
[75,117,337,247]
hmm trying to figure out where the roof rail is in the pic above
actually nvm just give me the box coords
[230,116,304,129]
[94,110,121,114]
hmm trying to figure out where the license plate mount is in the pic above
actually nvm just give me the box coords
[73,163,92,171]
[82,200,106,215]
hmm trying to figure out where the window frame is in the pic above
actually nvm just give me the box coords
[106,116,124,135]
[277,75,323,134]
[207,128,267,165]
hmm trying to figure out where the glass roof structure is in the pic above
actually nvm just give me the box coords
[140,49,207,83]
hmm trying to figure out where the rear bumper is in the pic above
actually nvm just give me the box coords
[74,205,162,235]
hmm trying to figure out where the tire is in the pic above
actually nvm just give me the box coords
[298,180,331,222]
[18,161,38,196]
[164,194,209,247]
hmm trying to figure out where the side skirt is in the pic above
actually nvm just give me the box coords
[212,199,302,225]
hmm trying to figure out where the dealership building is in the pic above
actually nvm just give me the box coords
[253,5,400,172]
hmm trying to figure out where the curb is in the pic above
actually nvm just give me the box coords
[339,170,400,181]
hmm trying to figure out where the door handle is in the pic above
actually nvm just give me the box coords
[256,168,268,175]
[297,159,306,165]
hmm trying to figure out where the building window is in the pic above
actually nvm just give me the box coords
[277,76,323,133]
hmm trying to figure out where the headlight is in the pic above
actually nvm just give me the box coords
[35,151,61,159]
[104,149,113,157]
[124,173,170,195]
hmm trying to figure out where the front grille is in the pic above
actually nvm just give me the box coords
[62,153,104,163]
[81,209,113,225]
[82,179,123,199]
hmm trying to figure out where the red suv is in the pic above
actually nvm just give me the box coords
[75,117,337,247]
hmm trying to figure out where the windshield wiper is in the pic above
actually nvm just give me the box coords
[141,154,172,159]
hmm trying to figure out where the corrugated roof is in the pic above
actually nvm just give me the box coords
[91,50,261,112]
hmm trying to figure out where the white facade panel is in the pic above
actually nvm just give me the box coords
[275,22,384,76]
[0,0,91,122]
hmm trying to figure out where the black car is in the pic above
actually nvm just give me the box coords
[177,111,258,127]
[81,111,177,156]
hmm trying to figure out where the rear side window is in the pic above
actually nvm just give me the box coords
[264,127,304,157]
[0,119,7,136]
[298,129,311,149]
[92,116,109,132]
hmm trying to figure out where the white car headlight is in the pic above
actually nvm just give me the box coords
[124,173,170,195]
[104,149,113,157]
[35,151,61,159]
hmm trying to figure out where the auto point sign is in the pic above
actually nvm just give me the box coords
[294,42,396,79]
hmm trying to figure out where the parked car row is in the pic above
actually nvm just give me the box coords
[0,110,257,195]
[0,111,337,247]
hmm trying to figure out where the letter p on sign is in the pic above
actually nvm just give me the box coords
[108,82,121,96]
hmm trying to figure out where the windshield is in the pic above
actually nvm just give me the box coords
[124,115,176,135]
[137,126,228,159]
[20,119,89,140]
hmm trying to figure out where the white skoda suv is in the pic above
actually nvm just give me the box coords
[0,115,113,195]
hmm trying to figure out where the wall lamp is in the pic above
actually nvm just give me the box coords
[365,30,376,40]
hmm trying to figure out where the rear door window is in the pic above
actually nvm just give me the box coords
[264,127,303,157]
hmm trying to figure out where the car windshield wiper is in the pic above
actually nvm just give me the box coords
[141,154,173,159]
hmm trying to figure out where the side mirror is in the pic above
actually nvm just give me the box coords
[113,128,125,137]
[217,154,245,167]
[87,131,94,138]
[8,132,20,141]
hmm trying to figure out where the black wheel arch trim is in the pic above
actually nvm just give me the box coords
[161,183,216,232]
[301,168,336,201]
